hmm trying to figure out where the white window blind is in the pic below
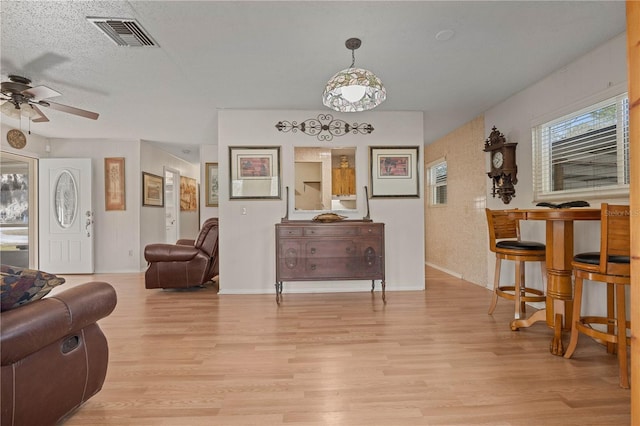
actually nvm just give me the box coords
[428,160,447,205]
[533,93,629,200]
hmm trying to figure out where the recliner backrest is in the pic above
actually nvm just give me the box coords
[195,218,219,257]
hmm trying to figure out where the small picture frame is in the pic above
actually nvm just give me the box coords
[180,176,198,211]
[105,157,125,211]
[142,172,164,207]
[229,146,281,199]
[369,146,420,198]
[205,162,219,207]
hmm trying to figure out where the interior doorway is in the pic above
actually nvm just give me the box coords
[164,167,180,244]
[0,152,37,268]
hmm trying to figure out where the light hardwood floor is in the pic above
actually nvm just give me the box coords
[53,267,630,425]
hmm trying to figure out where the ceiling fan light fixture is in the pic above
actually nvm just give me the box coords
[0,102,43,121]
[322,38,386,113]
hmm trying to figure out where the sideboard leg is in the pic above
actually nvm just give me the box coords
[275,282,283,304]
[382,280,386,303]
[371,280,375,292]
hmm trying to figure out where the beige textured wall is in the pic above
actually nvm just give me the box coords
[424,115,488,286]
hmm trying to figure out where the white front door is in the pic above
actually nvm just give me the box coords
[39,158,94,273]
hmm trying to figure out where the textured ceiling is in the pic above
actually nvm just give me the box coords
[0,1,627,162]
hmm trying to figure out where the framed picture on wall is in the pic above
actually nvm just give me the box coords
[205,162,219,207]
[369,146,420,198]
[229,146,281,199]
[180,176,198,211]
[142,172,164,207]
[104,157,125,210]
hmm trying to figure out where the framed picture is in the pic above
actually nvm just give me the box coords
[105,157,125,211]
[205,162,219,207]
[229,146,281,199]
[180,176,198,211]
[142,172,164,207]
[369,146,420,198]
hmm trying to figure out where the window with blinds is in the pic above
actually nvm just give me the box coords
[532,93,629,199]
[428,160,447,205]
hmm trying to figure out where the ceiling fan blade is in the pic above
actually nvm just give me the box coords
[30,104,49,122]
[23,85,61,100]
[38,100,99,120]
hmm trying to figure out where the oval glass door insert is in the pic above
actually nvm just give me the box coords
[54,170,78,228]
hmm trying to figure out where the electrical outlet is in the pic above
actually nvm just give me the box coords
[128,250,133,256]
[242,207,247,215]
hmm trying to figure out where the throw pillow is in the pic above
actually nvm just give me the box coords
[0,265,65,312]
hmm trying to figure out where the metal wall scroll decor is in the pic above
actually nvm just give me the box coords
[275,114,374,142]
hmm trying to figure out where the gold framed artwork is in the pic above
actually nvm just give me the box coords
[180,176,198,211]
[369,146,420,198]
[205,162,219,207]
[142,172,164,207]
[229,146,281,199]
[105,157,126,210]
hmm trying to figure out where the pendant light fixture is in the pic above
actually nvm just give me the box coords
[322,38,386,113]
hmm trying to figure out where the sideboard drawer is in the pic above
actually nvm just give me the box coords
[305,240,357,257]
[278,227,303,237]
[303,226,359,237]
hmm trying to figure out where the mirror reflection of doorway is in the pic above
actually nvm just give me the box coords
[0,152,36,268]
[294,162,323,210]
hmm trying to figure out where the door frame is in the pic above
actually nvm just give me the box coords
[164,166,180,244]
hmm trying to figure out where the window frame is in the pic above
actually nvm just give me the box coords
[426,158,447,206]
[532,86,629,202]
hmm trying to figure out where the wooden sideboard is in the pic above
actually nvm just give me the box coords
[275,221,385,303]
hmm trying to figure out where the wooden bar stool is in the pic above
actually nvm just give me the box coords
[485,209,546,325]
[564,204,631,388]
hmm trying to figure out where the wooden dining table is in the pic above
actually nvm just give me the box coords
[506,208,601,356]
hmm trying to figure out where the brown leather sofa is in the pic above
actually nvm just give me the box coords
[1,281,117,426]
[144,217,219,289]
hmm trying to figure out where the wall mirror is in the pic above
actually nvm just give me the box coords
[294,147,356,211]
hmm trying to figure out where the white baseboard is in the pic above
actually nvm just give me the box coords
[424,262,463,279]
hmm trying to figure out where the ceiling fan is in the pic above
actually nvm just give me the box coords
[0,75,99,123]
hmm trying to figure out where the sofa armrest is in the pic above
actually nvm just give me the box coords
[176,239,195,246]
[144,244,199,262]
[1,281,117,365]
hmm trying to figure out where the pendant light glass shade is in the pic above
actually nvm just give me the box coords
[322,38,386,113]
[323,67,386,112]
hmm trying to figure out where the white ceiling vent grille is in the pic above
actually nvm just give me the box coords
[87,17,158,47]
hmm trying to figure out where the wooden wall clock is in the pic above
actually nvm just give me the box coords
[483,126,517,204]
[6,129,27,149]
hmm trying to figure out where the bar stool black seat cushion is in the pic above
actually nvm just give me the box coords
[574,252,631,265]
[496,240,545,251]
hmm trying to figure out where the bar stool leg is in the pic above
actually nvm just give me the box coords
[514,261,523,320]
[488,257,501,315]
[606,283,616,354]
[615,283,629,388]
[564,275,583,359]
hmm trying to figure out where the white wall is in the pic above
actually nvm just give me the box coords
[483,33,628,313]
[218,110,425,295]
[1,123,49,157]
[48,138,142,272]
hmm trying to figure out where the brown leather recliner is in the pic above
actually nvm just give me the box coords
[1,281,117,426]
[144,217,219,289]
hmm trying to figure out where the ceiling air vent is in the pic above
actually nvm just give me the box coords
[87,17,158,47]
